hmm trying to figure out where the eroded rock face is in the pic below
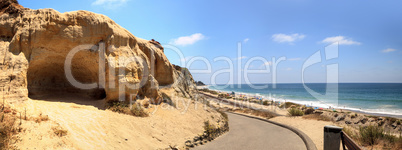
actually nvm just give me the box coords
[172,65,197,98]
[0,0,190,105]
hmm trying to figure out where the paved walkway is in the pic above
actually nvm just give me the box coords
[194,113,307,150]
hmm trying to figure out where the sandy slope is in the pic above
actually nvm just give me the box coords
[11,95,223,149]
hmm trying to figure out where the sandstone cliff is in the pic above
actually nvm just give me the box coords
[0,0,196,105]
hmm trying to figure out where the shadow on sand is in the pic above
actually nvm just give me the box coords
[29,93,106,110]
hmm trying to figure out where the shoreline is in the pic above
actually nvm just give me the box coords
[199,86,402,119]
[203,90,402,149]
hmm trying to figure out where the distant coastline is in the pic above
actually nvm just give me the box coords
[201,83,402,119]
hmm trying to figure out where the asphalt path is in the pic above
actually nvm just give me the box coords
[194,112,306,150]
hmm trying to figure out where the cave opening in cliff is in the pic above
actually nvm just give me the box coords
[27,50,106,106]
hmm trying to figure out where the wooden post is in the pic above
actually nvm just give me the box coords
[324,125,343,150]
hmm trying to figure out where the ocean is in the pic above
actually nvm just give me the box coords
[208,83,402,116]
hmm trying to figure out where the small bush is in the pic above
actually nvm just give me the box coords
[302,114,331,121]
[34,114,49,123]
[107,101,129,113]
[262,101,269,106]
[288,108,304,116]
[0,110,18,149]
[107,101,149,117]
[359,125,383,146]
[130,104,149,117]
[342,127,356,138]
[53,127,68,137]
[203,120,215,136]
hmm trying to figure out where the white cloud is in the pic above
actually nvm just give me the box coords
[272,33,305,44]
[381,48,396,53]
[321,36,361,45]
[288,58,302,61]
[92,0,128,9]
[243,38,249,43]
[170,33,205,46]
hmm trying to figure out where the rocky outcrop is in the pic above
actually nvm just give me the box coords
[172,65,197,98]
[0,0,195,105]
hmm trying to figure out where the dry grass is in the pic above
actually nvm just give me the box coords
[343,125,402,149]
[107,101,149,117]
[288,108,304,116]
[52,126,68,137]
[33,113,49,123]
[0,106,19,149]
[234,108,276,119]
[302,113,332,121]
[279,102,301,109]
[359,125,384,146]
[130,104,149,117]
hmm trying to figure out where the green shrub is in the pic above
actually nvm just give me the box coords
[359,125,383,146]
[203,120,215,135]
[262,101,269,106]
[288,108,304,116]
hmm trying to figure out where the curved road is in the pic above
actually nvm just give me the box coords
[194,113,307,150]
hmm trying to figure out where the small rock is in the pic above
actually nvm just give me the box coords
[345,121,352,124]
[185,140,193,148]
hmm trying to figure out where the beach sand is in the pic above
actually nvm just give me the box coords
[10,94,224,149]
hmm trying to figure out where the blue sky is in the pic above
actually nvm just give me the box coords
[20,0,402,84]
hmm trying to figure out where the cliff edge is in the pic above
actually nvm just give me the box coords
[0,0,196,105]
